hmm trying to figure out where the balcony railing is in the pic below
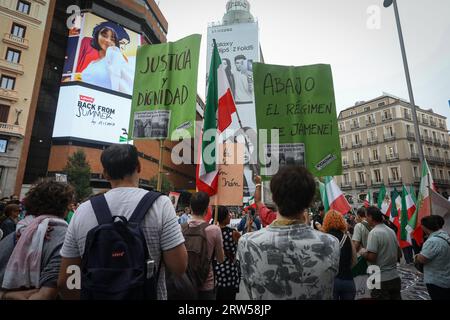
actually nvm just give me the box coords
[366,119,376,127]
[342,162,350,169]
[354,160,365,168]
[352,142,362,148]
[427,156,445,165]
[430,119,437,127]
[404,113,412,120]
[382,114,393,122]
[369,158,380,164]
[439,123,446,129]
[0,59,24,75]
[2,33,29,49]
[406,132,416,141]
[0,88,19,102]
[341,182,352,190]
[384,133,396,142]
[371,180,383,186]
[388,178,402,185]
[367,137,378,146]
[350,123,360,130]
[433,139,441,146]
[423,136,433,144]
[443,142,450,149]
[0,122,22,136]
[386,154,399,162]
[355,181,367,188]
[341,143,348,150]
[435,179,450,186]
[422,118,429,125]
[410,153,420,161]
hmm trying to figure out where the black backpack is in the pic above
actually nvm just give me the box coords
[81,191,162,300]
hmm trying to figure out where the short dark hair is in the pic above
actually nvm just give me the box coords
[101,144,140,180]
[23,179,74,218]
[4,204,20,217]
[270,166,316,218]
[357,207,367,218]
[217,206,229,224]
[190,192,210,216]
[318,205,325,212]
[366,206,383,223]
[421,215,445,232]
[234,54,246,62]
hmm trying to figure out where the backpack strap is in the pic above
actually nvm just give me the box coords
[90,194,113,225]
[129,191,163,224]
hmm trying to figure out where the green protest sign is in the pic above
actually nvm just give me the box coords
[254,63,342,177]
[129,34,201,140]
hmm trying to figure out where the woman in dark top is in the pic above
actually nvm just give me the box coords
[322,210,357,300]
[214,206,241,300]
[0,204,20,239]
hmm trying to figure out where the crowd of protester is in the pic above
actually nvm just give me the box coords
[0,144,449,300]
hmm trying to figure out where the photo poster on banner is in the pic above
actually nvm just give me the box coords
[254,63,342,181]
[53,13,142,144]
[129,34,201,141]
[169,192,181,210]
[210,143,244,206]
[206,22,260,201]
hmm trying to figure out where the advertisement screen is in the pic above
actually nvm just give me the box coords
[53,13,142,144]
[206,22,260,199]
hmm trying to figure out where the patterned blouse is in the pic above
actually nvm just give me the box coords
[213,226,241,290]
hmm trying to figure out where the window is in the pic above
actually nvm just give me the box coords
[387,126,394,136]
[428,147,432,156]
[354,134,360,144]
[424,129,429,138]
[432,168,436,179]
[388,146,394,156]
[374,169,382,182]
[413,166,418,178]
[11,23,26,38]
[406,125,411,134]
[0,104,10,123]
[442,133,445,141]
[409,143,415,154]
[378,102,386,107]
[358,172,365,183]
[5,48,21,64]
[16,1,31,14]
[440,170,443,179]
[340,137,345,147]
[391,167,399,181]
[445,151,449,160]
[0,75,15,90]
[433,131,437,140]
[355,152,362,162]
[436,149,440,158]
[372,149,378,160]
[344,173,350,184]
[364,107,370,112]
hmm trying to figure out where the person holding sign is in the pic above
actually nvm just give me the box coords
[237,166,340,300]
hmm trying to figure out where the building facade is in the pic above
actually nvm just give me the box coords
[336,95,450,206]
[12,0,197,198]
[0,0,52,198]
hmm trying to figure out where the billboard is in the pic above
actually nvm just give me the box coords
[53,12,142,144]
[206,22,260,199]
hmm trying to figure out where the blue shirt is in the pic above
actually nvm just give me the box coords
[420,230,450,288]
[178,213,190,225]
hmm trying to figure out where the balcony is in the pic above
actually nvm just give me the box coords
[430,119,437,127]
[384,133,396,142]
[427,156,445,165]
[355,181,367,188]
[410,153,420,162]
[2,33,29,49]
[435,179,450,187]
[0,122,22,137]
[433,139,441,146]
[388,178,402,186]
[341,182,352,190]
[443,142,450,149]
[342,162,350,169]
[366,119,376,127]
[404,113,412,120]
[0,88,19,102]
[382,114,393,122]
[341,143,348,151]
[350,123,360,131]
[422,118,429,125]
[367,137,378,146]
[439,123,446,130]
[422,136,433,145]
[371,180,383,187]
[406,132,416,141]
[369,157,380,164]
[386,153,399,162]
[352,142,362,148]
[0,59,24,75]
[354,160,365,168]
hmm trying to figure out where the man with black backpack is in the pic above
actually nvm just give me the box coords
[57,144,187,300]
[182,192,224,300]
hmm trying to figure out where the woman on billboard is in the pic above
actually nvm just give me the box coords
[81,22,134,95]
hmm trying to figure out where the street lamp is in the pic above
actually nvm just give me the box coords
[383,0,425,163]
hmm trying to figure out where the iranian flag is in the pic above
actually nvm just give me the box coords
[363,188,373,208]
[399,185,416,248]
[406,160,436,246]
[324,177,351,214]
[196,40,237,196]
[377,184,387,209]
[381,197,391,215]
[319,180,330,212]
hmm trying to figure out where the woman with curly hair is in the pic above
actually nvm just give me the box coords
[322,210,357,300]
[0,179,74,300]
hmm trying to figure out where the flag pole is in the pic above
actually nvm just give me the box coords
[157,139,164,192]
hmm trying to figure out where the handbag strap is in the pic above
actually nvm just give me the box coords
[433,235,450,247]
[339,232,348,249]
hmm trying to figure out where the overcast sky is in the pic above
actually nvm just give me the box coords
[158,0,450,124]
